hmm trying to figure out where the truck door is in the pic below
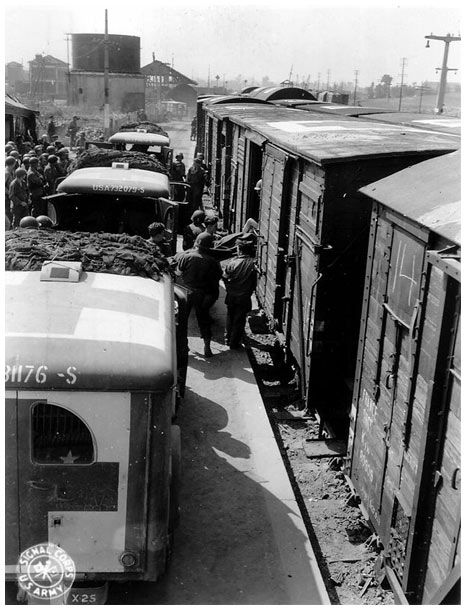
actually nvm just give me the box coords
[15,391,135,574]
[158,197,179,255]
[5,390,19,572]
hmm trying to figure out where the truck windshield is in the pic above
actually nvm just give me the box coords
[51,194,158,237]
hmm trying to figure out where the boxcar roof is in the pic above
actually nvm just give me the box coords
[298,104,393,116]
[5,271,174,392]
[273,100,333,108]
[248,86,316,101]
[57,166,170,198]
[359,151,460,245]
[365,112,461,137]
[208,104,459,162]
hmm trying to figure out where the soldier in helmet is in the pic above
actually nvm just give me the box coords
[46,116,57,143]
[9,168,29,228]
[5,156,17,225]
[67,116,80,149]
[44,155,60,194]
[28,157,47,217]
[19,216,40,229]
[171,232,222,357]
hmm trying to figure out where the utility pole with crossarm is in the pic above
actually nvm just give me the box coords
[425,32,460,114]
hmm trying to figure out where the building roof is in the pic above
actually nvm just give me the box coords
[141,59,197,85]
[28,54,69,67]
[5,93,39,117]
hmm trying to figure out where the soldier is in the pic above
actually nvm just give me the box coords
[186,158,206,213]
[67,116,80,148]
[9,168,29,228]
[223,238,257,349]
[28,157,47,217]
[172,232,222,357]
[182,210,206,251]
[46,116,57,143]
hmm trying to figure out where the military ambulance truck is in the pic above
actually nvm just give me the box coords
[5,165,187,604]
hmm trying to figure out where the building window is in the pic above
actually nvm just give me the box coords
[31,402,95,464]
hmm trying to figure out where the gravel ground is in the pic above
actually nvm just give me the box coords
[243,310,395,605]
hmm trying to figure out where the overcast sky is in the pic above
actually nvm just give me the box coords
[4,0,462,88]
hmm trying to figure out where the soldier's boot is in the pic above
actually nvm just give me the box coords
[204,338,213,358]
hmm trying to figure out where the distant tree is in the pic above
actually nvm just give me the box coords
[380,74,393,98]
[261,75,272,87]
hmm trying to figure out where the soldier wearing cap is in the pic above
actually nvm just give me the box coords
[172,232,222,357]
[223,237,257,349]
[186,157,206,213]
[182,210,206,250]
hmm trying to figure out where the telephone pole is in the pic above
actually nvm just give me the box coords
[398,57,407,111]
[353,70,359,105]
[103,9,110,135]
[425,32,461,114]
[65,33,71,104]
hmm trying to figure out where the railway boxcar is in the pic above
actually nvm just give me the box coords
[200,101,459,434]
[196,94,271,165]
[346,150,461,604]
[202,103,283,228]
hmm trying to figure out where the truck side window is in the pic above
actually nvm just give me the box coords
[31,402,95,465]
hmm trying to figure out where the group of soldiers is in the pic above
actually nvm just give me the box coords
[171,208,258,358]
[170,150,211,215]
[5,138,71,229]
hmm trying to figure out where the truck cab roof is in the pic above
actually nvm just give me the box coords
[57,165,170,198]
[5,270,175,392]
